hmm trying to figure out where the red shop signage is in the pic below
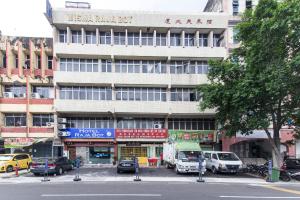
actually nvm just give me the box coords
[116,129,168,139]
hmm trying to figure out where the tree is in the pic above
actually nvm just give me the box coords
[199,0,300,168]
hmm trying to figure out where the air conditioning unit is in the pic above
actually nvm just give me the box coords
[31,93,41,99]
[19,93,26,98]
[3,92,14,98]
[46,122,54,127]
[58,131,70,137]
[58,124,66,130]
[57,118,67,123]
[153,123,162,129]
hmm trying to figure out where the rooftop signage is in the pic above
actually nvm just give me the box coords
[66,14,133,24]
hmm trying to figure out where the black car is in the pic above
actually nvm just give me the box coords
[117,158,136,173]
[284,158,300,172]
[30,157,74,176]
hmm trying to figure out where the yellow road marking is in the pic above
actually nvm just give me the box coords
[263,185,300,195]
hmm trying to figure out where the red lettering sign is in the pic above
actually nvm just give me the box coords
[116,129,168,139]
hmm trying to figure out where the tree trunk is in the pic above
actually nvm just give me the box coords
[265,129,282,168]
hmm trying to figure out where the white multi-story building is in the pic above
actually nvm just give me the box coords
[46,1,229,165]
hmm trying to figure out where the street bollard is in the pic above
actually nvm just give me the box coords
[133,157,141,181]
[73,158,81,182]
[266,160,273,182]
[41,158,50,182]
[197,153,205,183]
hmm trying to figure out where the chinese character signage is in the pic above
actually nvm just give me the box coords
[168,130,215,143]
[116,129,168,139]
[64,128,115,139]
[4,138,36,148]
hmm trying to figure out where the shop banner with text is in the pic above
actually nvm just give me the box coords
[64,128,115,139]
[168,130,215,143]
[116,129,168,139]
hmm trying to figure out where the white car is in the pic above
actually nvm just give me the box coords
[203,151,243,174]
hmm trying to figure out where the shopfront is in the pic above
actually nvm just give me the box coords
[116,129,168,166]
[168,130,216,150]
[63,128,116,164]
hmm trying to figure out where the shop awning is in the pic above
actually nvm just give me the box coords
[175,142,201,151]
[4,137,53,148]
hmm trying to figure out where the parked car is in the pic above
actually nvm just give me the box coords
[0,154,32,173]
[284,158,300,171]
[117,158,136,173]
[204,151,243,174]
[30,157,73,176]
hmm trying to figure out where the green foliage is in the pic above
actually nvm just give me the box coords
[199,0,300,139]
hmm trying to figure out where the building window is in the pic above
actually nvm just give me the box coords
[127,32,139,45]
[86,31,96,44]
[156,33,167,46]
[213,34,222,47]
[15,54,18,68]
[185,33,195,46]
[246,0,252,9]
[199,34,208,47]
[117,118,164,129]
[47,56,53,69]
[141,33,153,46]
[170,33,181,46]
[71,30,82,43]
[59,30,67,43]
[59,58,98,72]
[66,117,113,128]
[33,114,54,126]
[5,113,26,127]
[60,86,112,100]
[170,88,200,102]
[115,60,140,73]
[4,85,26,98]
[115,87,166,102]
[233,0,239,16]
[37,55,41,69]
[142,61,166,74]
[170,60,209,74]
[114,32,126,45]
[101,60,112,72]
[24,55,30,69]
[99,32,111,45]
[233,28,239,44]
[168,118,215,130]
[32,86,54,99]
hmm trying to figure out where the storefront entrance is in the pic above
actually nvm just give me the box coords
[120,147,147,159]
[89,147,112,164]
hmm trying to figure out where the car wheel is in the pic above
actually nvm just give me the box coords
[27,163,31,170]
[6,165,13,173]
[212,166,218,174]
[175,166,180,174]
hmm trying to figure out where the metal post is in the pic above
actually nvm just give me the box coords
[197,153,205,183]
[266,160,273,182]
[134,157,141,181]
[73,157,81,181]
[41,158,50,182]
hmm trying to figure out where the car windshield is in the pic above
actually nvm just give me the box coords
[217,153,239,161]
[178,151,200,162]
[0,155,13,161]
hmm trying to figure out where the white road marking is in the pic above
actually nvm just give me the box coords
[41,193,162,197]
[220,196,300,199]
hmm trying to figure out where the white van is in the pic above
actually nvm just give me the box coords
[203,151,243,174]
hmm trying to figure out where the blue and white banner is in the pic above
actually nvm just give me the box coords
[64,128,115,139]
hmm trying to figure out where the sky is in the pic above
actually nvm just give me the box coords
[0,0,208,38]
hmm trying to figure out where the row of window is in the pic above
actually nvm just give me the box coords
[59,30,223,47]
[4,86,54,98]
[5,114,53,127]
[1,54,52,69]
[66,117,215,130]
[59,86,200,102]
[59,58,209,74]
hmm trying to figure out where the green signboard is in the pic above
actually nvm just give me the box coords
[168,130,216,143]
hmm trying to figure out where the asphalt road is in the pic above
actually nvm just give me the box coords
[1,181,300,200]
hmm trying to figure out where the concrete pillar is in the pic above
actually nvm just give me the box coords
[111,55,115,73]
[53,27,58,43]
[6,41,12,77]
[164,116,168,129]
[81,27,85,45]
[196,31,200,47]
[153,29,157,47]
[0,113,5,127]
[67,27,71,44]
[125,29,128,46]
[110,28,114,46]
[167,29,171,47]
[111,83,116,101]
[96,28,99,45]
[181,30,185,47]
[139,29,142,47]
[41,41,47,77]
[209,30,214,47]
[18,41,24,76]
